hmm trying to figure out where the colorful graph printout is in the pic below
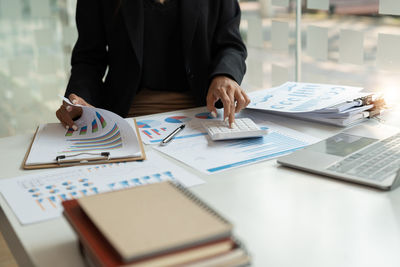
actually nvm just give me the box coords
[155,122,320,174]
[195,112,214,119]
[79,126,87,135]
[0,152,204,225]
[65,128,74,136]
[137,120,162,129]
[64,124,122,153]
[248,82,364,113]
[96,112,107,128]
[25,104,142,166]
[141,128,167,139]
[91,119,98,133]
[164,116,191,123]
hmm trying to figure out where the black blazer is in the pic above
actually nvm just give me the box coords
[66,0,247,117]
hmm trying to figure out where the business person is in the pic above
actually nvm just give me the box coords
[57,0,249,129]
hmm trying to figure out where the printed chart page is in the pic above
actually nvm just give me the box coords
[1,151,204,225]
[135,108,218,144]
[155,121,320,174]
[136,108,283,145]
[26,106,141,165]
[248,82,365,113]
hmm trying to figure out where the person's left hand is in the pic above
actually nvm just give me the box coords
[206,75,251,127]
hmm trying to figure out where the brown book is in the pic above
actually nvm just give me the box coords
[63,181,234,266]
[65,199,236,267]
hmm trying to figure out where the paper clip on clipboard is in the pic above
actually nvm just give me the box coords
[55,152,111,166]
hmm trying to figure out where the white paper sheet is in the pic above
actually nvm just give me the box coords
[339,29,364,65]
[307,0,329,10]
[155,119,320,174]
[272,0,289,7]
[1,151,204,225]
[377,33,400,71]
[272,20,289,51]
[247,82,364,113]
[379,0,400,16]
[307,25,328,61]
[25,105,142,165]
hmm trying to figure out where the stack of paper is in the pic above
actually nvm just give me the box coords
[247,82,381,126]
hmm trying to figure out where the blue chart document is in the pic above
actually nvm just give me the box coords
[248,82,364,113]
[0,152,204,225]
[155,122,320,174]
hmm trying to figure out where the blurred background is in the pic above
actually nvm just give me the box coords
[1,0,400,138]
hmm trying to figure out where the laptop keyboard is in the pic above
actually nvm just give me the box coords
[327,133,400,181]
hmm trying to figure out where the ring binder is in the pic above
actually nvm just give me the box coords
[56,152,111,166]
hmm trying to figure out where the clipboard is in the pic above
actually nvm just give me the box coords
[22,119,146,170]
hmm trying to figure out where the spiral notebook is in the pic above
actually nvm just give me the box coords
[77,181,233,262]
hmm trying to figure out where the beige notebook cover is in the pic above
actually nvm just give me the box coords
[78,181,233,262]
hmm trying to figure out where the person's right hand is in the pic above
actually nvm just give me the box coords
[56,94,92,130]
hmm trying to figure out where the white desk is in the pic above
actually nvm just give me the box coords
[1,107,400,267]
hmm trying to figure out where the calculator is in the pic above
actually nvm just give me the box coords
[202,118,269,141]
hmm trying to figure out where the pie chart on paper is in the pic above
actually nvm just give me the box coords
[164,116,191,123]
[195,112,214,119]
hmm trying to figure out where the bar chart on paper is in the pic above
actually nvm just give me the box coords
[0,152,204,224]
[65,111,108,137]
[62,124,123,153]
[25,106,143,166]
[136,110,219,144]
[248,82,364,113]
[155,122,320,174]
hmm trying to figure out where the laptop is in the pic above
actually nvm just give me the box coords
[277,124,400,190]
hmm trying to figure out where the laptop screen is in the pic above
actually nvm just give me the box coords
[306,133,378,157]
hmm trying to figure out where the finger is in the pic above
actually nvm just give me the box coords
[69,106,83,121]
[69,93,80,105]
[219,90,231,123]
[57,105,77,130]
[56,107,68,129]
[69,93,91,106]
[227,90,236,127]
[234,89,247,113]
[244,92,251,106]
[206,94,218,118]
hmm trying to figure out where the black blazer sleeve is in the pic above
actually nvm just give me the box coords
[65,0,108,105]
[209,0,247,85]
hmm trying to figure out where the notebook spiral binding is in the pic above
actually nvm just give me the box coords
[169,181,232,226]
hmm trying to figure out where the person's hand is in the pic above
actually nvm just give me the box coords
[56,94,92,130]
[206,76,251,127]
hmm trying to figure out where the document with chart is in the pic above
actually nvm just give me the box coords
[155,121,320,174]
[1,151,205,225]
[24,105,144,167]
[248,82,365,113]
[136,108,219,144]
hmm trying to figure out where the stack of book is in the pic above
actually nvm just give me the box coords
[63,181,250,267]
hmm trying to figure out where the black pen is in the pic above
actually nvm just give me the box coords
[160,124,185,145]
